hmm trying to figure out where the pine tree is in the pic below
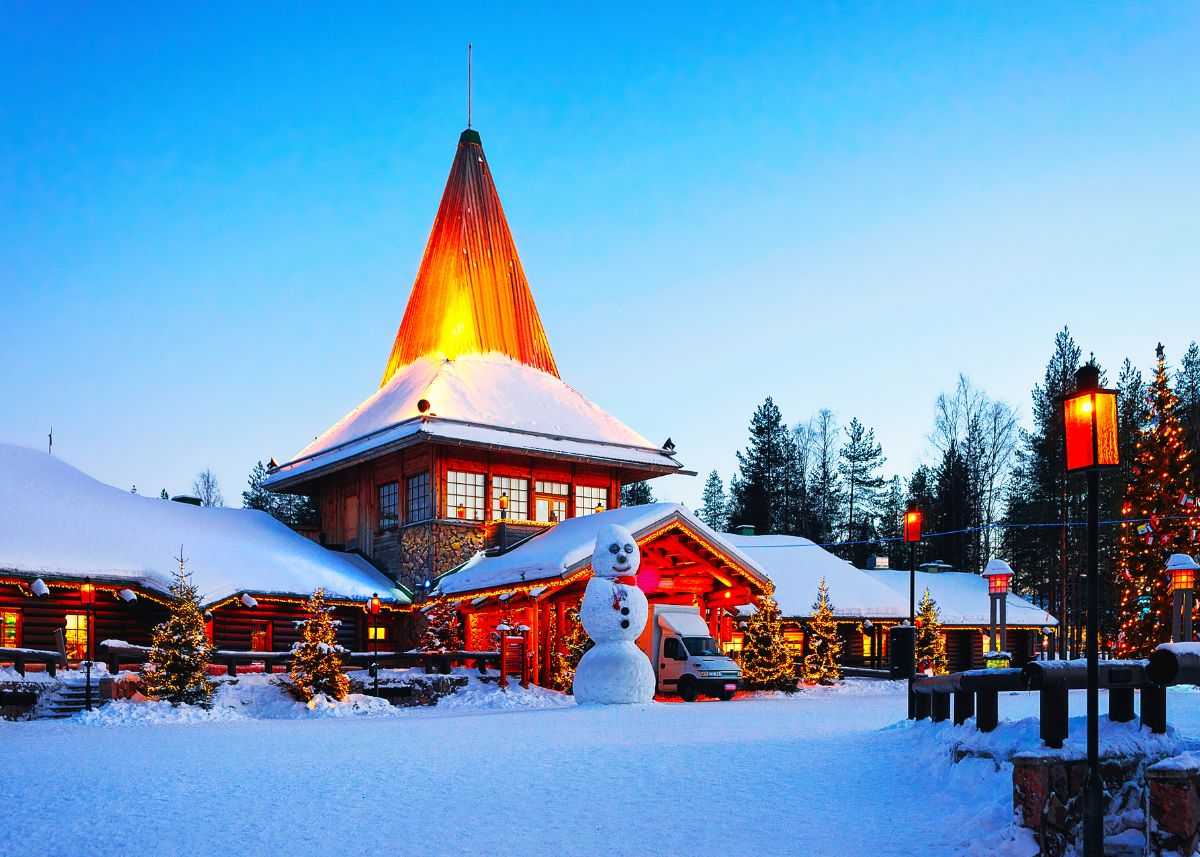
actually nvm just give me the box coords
[740,593,797,692]
[159,488,169,500]
[1178,342,1200,472]
[915,588,949,675]
[242,460,318,526]
[549,603,592,692]
[932,441,971,571]
[877,476,905,561]
[421,599,463,653]
[801,579,841,685]
[145,552,214,706]
[621,481,656,506]
[698,470,729,531]
[838,417,886,565]
[1115,345,1200,656]
[808,409,844,545]
[729,397,791,534]
[288,588,350,702]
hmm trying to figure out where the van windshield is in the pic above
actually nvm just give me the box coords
[682,636,722,657]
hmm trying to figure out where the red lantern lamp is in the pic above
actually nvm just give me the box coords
[456,502,466,519]
[80,578,96,605]
[498,492,509,513]
[902,505,922,544]
[369,593,382,615]
[982,558,1015,595]
[1062,365,1120,473]
[1167,554,1199,593]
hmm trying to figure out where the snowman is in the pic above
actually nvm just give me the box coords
[572,524,656,704]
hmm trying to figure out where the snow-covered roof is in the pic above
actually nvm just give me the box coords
[0,443,408,606]
[723,534,1057,626]
[866,570,1057,628]
[436,503,768,597]
[723,534,910,619]
[264,353,682,489]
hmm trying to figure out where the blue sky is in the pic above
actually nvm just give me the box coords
[2,3,1198,507]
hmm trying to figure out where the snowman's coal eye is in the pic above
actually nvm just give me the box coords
[608,543,620,554]
[625,543,634,553]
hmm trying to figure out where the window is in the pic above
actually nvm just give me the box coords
[250,620,272,652]
[64,613,88,661]
[406,472,431,523]
[0,609,21,648]
[534,480,569,523]
[862,632,874,659]
[491,476,529,520]
[368,625,387,641]
[378,482,399,530]
[446,471,485,521]
[783,628,804,657]
[663,638,684,660]
[575,485,608,517]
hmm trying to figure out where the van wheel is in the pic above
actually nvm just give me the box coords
[678,676,699,702]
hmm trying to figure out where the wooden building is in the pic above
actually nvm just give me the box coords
[0,443,410,666]
[262,127,684,592]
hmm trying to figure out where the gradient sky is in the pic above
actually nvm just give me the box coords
[2,3,1198,508]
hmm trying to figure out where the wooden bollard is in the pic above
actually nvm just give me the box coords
[953,689,975,726]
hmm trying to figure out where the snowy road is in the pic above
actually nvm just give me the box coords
[4,683,1200,857]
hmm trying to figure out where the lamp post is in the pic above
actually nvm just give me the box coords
[369,592,382,697]
[903,503,923,717]
[1167,554,1199,643]
[80,577,96,711]
[498,491,509,552]
[982,559,1015,660]
[1061,363,1120,857]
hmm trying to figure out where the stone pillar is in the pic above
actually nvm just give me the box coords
[1146,754,1200,857]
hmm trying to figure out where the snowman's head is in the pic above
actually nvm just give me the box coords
[592,524,639,579]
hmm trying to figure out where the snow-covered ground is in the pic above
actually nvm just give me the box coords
[3,680,1200,857]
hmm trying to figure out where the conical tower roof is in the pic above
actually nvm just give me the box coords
[380,129,559,386]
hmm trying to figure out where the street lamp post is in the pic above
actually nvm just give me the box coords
[80,577,96,711]
[498,491,509,552]
[982,559,1015,659]
[369,593,382,697]
[1061,363,1120,857]
[1167,554,1199,643]
[903,503,923,718]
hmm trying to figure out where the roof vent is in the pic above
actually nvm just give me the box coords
[170,495,203,506]
[417,398,431,414]
[733,523,756,536]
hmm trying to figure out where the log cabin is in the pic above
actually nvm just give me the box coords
[0,443,410,666]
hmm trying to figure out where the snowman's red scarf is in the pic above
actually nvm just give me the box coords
[604,576,638,610]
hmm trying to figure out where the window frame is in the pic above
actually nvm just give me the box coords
[574,484,609,517]
[446,470,486,521]
[250,619,273,652]
[533,480,569,523]
[64,612,88,661]
[0,608,22,649]
[377,481,400,531]
[406,472,432,524]
[491,475,530,521]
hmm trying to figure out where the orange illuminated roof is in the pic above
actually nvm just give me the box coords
[381,129,559,386]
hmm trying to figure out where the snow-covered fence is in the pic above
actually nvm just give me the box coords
[911,668,1025,731]
[0,645,66,677]
[1022,659,1162,748]
[1147,641,1200,685]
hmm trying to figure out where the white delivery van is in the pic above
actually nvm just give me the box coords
[652,604,742,701]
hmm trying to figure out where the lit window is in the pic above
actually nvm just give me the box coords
[406,472,431,523]
[378,482,399,530]
[575,485,608,517]
[862,633,873,659]
[782,628,804,656]
[368,625,387,641]
[534,481,569,523]
[491,476,529,520]
[446,471,485,521]
[0,609,21,648]
[64,613,88,661]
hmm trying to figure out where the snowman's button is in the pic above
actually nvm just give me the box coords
[620,619,630,628]
[621,607,630,615]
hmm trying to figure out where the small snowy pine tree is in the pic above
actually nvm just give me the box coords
[288,588,350,702]
[421,599,463,653]
[915,588,949,675]
[741,593,797,692]
[145,550,215,706]
[802,578,842,685]
[698,470,729,531]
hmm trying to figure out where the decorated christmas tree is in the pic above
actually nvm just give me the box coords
[288,588,350,702]
[549,602,592,692]
[801,579,841,686]
[740,593,797,692]
[1115,345,1200,655]
[145,550,214,706]
[421,599,463,653]
[915,588,948,675]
